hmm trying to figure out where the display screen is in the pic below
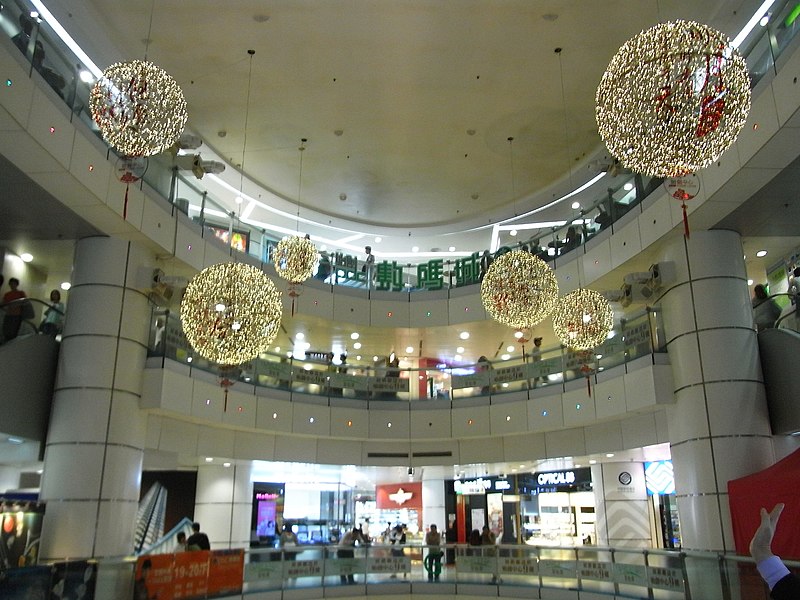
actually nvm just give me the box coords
[208,225,250,253]
[256,500,276,537]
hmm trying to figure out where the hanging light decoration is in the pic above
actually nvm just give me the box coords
[180,263,282,365]
[275,139,317,313]
[480,251,559,329]
[90,59,187,157]
[596,20,750,178]
[275,235,318,283]
[552,288,613,350]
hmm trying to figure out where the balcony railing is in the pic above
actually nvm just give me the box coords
[3,0,799,292]
[147,307,665,401]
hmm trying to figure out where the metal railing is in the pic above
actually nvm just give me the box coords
[3,542,797,599]
[3,0,798,292]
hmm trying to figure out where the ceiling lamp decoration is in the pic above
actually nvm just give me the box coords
[180,263,282,365]
[480,251,559,329]
[275,235,318,284]
[596,20,750,178]
[90,59,188,157]
[552,288,613,351]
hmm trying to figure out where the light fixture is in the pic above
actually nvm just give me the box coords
[571,201,580,210]
[180,263,282,365]
[456,346,465,353]
[756,250,768,257]
[90,59,187,156]
[481,251,559,329]
[351,332,360,340]
[623,182,634,191]
[552,288,613,350]
[459,331,470,340]
[353,342,362,350]
[60,282,71,291]
[596,20,750,177]
[20,253,33,262]
[275,139,317,286]
[406,346,414,353]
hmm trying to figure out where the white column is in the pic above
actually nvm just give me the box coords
[194,463,254,549]
[421,478,446,532]
[39,237,153,560]
[592,463,651,548]
[660,230,773,552]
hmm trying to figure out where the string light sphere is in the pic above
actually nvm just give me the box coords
[180,263,282,365]
[596,20,750,178]
[480,251,559,329]
[274,235,318,284]
[90,59,188,157]
[552,288,613,350]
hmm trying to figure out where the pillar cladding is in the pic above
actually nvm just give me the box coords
[193,463,254,549]
[39,237,154,560]
[592,463,651,548]
[660,230,773,552]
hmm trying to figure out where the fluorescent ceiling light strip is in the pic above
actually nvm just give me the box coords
[496,220,569,231]
[32,0,102,78]
[499,172,607,226]
[731,0,778,48]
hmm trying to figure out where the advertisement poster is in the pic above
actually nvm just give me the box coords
[256,500,276,537]
[172,551,210,599]
[50,560,97,599]
[135,553,178,600]
[0,507,44,568]
[207,550,243,597]
[0,565,52,599]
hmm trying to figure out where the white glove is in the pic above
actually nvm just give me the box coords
[750,503,784,563]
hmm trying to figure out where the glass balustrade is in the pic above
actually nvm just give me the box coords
[147,306,665,401]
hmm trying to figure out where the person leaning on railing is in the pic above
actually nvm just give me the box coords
[750,503,800,599]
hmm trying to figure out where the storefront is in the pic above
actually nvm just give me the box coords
[451,476,520,544]
[517,468,595,547]
[644,460,681,548]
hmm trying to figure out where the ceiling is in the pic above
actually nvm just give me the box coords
[2,0,800,481]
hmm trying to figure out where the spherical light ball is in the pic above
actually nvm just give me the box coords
[90,59,188,157]
[480,251,559,329]
[180,263,282,365]
[596,20,750,177]
[274,236,318,283]
[552,289,613,350]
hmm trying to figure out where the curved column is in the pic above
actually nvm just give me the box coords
[660,230,773,552]
[194,463,254,549]
[39,236,153,560]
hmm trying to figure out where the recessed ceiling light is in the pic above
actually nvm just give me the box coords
[623,182,634,191]
[412,246,419,252]
[589,459,597,464]
[449,246,456,252]
[356,355,362,360]
[756,250,768,257]
[375,236,382,243]
[60,281,71,290]
[456,346,465,353]
[20,253,33,262]
[510,230,517,236]
[351,332,360,340]
[205,457,213,462]
[760,15,769,26]
[606,453,615,458]
[747,279,754,286]
[506,345,514,352]
[223,462,231,467]
[571,201,580,210]
[405,346,414,353]
[353,342,362,349]
[373,355,379,362]
[303,364,313,370]
[454,354,462,361]
[501,354,510,360]
[459,332,470,340]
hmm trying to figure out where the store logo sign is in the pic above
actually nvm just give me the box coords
[389,488,413,505]
[494,480,511,491]
[537,471,576,486]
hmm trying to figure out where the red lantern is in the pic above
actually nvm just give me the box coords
[663,174,700,238]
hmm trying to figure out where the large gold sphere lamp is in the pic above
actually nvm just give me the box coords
[90,59,188,157]
[275,235,318,284]
[552,288,613,351]
[596,20,750,178]
[480,251,559,329]
[180,263,282,366]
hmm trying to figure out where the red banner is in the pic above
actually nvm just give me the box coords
[207,549,244,597]
[376,482,422,510]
